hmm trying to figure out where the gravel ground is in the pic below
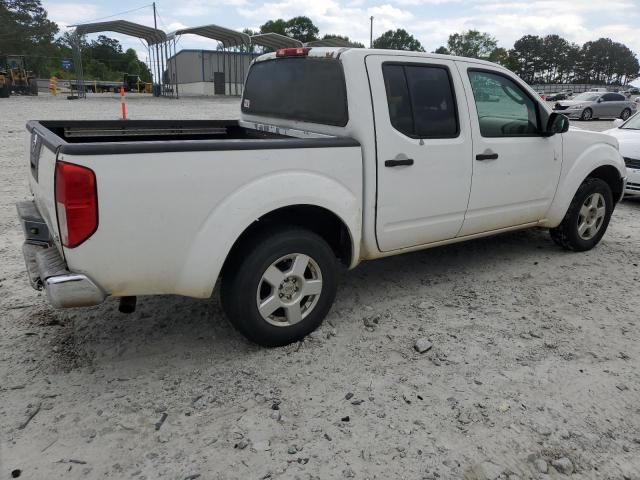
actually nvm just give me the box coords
[1,93,639,480]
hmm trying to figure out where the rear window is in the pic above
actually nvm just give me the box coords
[241,57,348,127]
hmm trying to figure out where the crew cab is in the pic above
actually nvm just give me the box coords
[18,47,627,347]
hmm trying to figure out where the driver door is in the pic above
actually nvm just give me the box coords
[457,63,563,235]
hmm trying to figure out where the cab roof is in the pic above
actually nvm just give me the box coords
[253,47,503,70]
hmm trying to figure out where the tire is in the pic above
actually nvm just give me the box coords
[0,78,11,98]
[221,227,339,347]
[580,108,593,121]
[620,108,631,121]
[550,178,613,252]
[29,81,38,96]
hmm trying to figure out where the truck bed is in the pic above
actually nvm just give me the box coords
[24,118,363,300]
[26,119,358,155]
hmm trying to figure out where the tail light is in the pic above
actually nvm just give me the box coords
[55,161,98,248]
[276,47,311,57]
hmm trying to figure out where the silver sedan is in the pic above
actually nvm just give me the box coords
[553,92,637,121]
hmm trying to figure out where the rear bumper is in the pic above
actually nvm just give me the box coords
[17,200,106,308]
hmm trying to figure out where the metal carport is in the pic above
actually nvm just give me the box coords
[168,25,251,96]
[72,20,168,98]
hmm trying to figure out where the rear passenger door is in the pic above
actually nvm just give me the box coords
[366,55,473,251]
[601,93,626,117]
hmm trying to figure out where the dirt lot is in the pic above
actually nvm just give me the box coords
[1,94,639,480]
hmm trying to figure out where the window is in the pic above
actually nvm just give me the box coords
[382,63,459,138]
[468,70,540,137]
[602,93,625,102]
[242,58,348,126]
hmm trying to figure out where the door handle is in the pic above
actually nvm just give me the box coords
[475,152,499,161]
[385,159,414,167]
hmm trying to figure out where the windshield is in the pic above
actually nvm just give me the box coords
[621,113,640,130]
[572,93,600,102]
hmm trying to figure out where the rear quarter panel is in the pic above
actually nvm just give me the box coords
[60,146,363,298]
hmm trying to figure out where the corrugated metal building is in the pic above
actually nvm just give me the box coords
[167,49,259,96]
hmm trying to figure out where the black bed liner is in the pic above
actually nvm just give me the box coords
[26,119,359,156]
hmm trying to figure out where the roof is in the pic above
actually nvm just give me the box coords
[250,33,303,50]
[73,20,167,45]
[305,38,360,48]
[253,47,505,71]
[169,24,250,47]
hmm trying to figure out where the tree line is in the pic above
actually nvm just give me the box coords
[1,0,151,81]
[241,16,365,51]
[2,0,638,85]
[247,17,639,86]
[432,30,638,86]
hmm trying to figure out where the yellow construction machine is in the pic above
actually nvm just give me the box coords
[0,55,39,97]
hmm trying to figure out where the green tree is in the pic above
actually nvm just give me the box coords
[446,30,497,59]
[259,19,288,36]
[373,29,424,52]
[285,16,318,43]
[0,0,59,74]
[433,46,450,54]
[488,47,512,67]
[508,35,544,83]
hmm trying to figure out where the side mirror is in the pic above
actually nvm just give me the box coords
[597,97,603,103]
[543,112,570,137]
[613,118,624,128]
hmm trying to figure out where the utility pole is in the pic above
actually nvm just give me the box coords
[370,16,374,48]
[153,2,162,94]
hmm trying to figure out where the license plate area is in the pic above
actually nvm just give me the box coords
[16,200,50,244]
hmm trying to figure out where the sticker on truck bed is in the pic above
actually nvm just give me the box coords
[243,99,250,109]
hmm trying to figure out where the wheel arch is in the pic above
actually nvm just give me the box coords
[175,171,362,298]
[586,164,624,202]
[222,204,355,278]
[542,143,625,228]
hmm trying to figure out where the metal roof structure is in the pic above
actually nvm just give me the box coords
[169,24,250,48]
[73,20,167,45]
[250,33,303,50]
[305,38,359,48]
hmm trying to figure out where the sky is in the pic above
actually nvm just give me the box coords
[42,0,640,68]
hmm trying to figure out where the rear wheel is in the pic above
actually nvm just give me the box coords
[221,227,338,347]
[550,178,613,251]
[580,108,593,121]
[0,78,11,98]
[620,108,631,121]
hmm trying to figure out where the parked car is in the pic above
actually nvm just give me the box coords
[18,47,627,347]
[546,92,570,101]
[604,113,640,196]
[553,91,637,120]
[622,87,639,97]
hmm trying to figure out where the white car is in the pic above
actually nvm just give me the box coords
[18,47,627,347]
[605,113,640,195]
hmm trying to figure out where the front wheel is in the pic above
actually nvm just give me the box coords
[580,108,593,121]
[550,178,613,251]
[620,108,631,121]
[221,227,338,347]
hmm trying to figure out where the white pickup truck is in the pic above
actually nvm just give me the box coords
[18,47,627,347]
